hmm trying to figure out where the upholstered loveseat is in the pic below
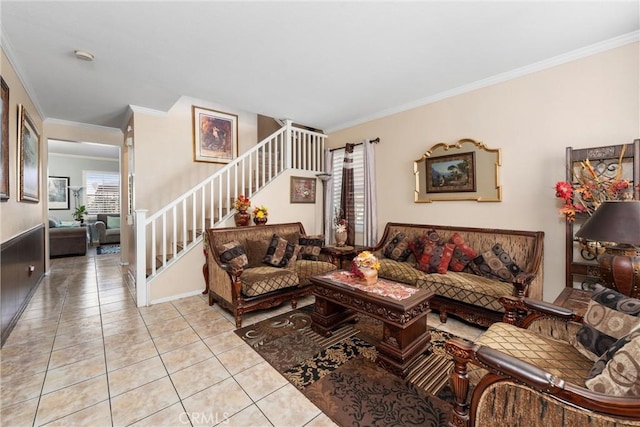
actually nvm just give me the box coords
[446,285,640,426]
[371,223,544,327]
[94,214,120,245]
[202,222,337,327]
[49,220,87,257]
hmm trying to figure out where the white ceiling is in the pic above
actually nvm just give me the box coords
[2,1,639,133]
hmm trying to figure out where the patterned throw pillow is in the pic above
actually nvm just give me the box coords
[448,232,478,272]
[570,284,640,362]
[298,234,324,261]
[216,240,248,273]
[383,232,412,261]
[470,243,522,282]
[263,234,300,268]
[585,328,640,396]
[415,241,455,274]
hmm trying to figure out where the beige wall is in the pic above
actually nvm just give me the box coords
[327,43,640,302]
[1,49,45,243]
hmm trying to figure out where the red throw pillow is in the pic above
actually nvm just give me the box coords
[415,240,455,274]
[448,232,478,272]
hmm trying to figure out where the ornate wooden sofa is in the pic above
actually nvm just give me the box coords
[202,222,336,327]
[446,287,640,426]
[371,222,544,327]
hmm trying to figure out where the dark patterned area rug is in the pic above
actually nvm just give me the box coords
[96,244,120,255]
[235,305,458,427]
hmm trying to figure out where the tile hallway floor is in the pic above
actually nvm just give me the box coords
[0,250,483,427]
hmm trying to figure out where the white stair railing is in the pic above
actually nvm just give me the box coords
[134,122,326,306]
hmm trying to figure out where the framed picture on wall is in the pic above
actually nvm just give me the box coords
[192,106,238,164]
[425,151,476,194]
[48,176,69,210]
[290,176,316,203]
[17,104,40,202]
[1,77,9,200]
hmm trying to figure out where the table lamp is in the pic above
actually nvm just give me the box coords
[575,200,640,298]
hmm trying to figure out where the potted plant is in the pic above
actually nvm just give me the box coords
[73,205,87,224]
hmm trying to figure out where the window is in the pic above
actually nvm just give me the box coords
[331,145,364,232]
[83,171,120,214]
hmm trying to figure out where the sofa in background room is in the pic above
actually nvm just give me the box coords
[49,219,87,257]
[94,214,121,245]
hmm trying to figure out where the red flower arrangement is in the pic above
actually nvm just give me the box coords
[554,158,636,221]
[233,195,251,212]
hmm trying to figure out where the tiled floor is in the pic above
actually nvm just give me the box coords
[0,250,483,427]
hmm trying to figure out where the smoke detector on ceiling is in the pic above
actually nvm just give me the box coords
[74,50,94,61]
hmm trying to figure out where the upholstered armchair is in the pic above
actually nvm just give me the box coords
[445,287,640,427]
[94,214,121,245]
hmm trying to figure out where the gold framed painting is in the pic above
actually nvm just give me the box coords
[1,77,8,200]
[18,104,40,202]
[290,176,316,203]
[192,106,238,164]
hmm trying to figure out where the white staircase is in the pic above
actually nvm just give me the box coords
[133,121,326,306]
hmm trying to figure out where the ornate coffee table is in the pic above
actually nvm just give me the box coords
[310,272,434,378]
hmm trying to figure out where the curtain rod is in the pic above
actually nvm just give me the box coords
[329,137,380,152]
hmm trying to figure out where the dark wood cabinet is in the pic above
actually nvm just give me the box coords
[564,140,640,289]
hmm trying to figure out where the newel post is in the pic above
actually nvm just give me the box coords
[284,119,293,169]
[135,209,148,307]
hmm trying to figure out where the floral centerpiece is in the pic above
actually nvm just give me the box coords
[350,251,380,285]
[554,159,635,221]
[252,205,268,225]
[554,154,638,256]
[233,195,251,212]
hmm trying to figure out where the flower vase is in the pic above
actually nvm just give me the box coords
[360,268,378,285]
[253,216,268,226]
[335,230,347,247]
[234,210,250,227]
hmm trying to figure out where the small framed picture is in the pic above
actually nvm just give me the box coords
[192,106,238,164]
[290,176,316,204]
[426,152,476,194]
[48,176,69,210]
[17,104,40,202]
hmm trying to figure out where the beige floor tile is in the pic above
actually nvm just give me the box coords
[49,338,105,369]
[59,305,102,322]
[152,327,200,354]
[108,356,167,397]
[53,328,103,350]
[233,361,288,401]
[42,354,106,394]
[171,296,209,314]
[129,402,189,427]
[182,307,224,325]
[2,333,56,355]
[40,400,112,427]
[256,383,321,427]
[146,316,191,339]
[105,339,159,372]
[1,396,39,427]
[101,316,147,337]
[103,327,152,351]
[100,293,133,305]
[189,317,235,339]
[56,315,102,335]
[202,330,245,355]
[306,412,340,427]
[110,376,180,426]
[100,299,137,314]
[0,371,45,407]
[222,404,272,427]
[217,342,266,375]
[169,357,230,399]
[35,375,109,426]
[160,341,213,374]
[182,377,252,427]
[1,350,51,382]
[100,306,141,325]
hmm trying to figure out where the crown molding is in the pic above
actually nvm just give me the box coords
[44,117,124,135]
[326,30,640,134]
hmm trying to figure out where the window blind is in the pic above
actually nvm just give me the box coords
[331,145,364,231]
[84,171,120,214]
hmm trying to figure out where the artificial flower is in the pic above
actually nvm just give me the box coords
[233,195,251,211]
[253,205,268,218]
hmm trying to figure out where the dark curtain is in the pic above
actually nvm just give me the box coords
[340,143,356,245]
